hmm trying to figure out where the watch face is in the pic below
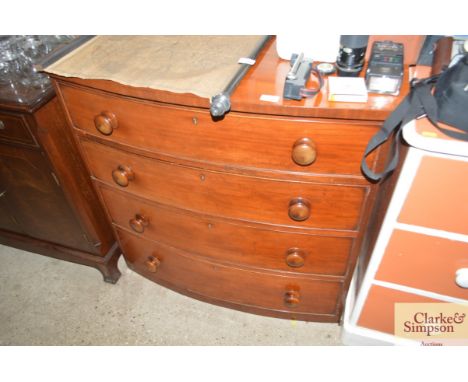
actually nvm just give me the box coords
[317,63,336,75]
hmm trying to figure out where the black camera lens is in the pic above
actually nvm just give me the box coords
[336,35,369,77]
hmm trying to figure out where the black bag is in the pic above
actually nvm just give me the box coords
[361,53,468,182]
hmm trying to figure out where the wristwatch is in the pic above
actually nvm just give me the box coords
[316,62,336,75]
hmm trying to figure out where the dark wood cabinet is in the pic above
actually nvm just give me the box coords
[0,191,18,233]
[0,145,93,252]
[0,83,121,282]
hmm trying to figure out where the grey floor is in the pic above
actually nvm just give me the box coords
[0,244,342,345]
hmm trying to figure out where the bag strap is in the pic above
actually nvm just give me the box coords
[362,69,468,182]
[360,81,430,181]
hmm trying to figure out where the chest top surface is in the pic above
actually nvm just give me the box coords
[49,37,410,122]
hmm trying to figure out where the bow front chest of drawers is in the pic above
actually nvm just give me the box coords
[51,40,408,321]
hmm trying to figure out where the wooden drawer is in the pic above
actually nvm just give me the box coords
[99,185,354,276]
[375,229,468,300]
[398,156,468,236]
[0,112,37,147]
[60,84,378,175]
[81,139,366,231]
[358,285,441,334]
[117,227,342,318]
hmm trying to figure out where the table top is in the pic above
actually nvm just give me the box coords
[231,38,410,121]
[51,36,411,122]
[0,81,54,113]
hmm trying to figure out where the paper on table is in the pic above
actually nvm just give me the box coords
[328,77,368,103]
[45,35,265,99]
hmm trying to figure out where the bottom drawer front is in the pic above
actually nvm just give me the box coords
[117,228,342,316]
[100,185,353,276]
[358,285,442,335]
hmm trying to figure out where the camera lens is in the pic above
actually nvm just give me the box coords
[336,35,369,77]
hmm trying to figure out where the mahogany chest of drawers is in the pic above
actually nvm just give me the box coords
[51,39,407,321]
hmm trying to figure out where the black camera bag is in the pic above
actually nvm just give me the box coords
[361,53,468,182]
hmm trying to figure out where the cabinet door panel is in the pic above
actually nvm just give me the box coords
[0,196,21,232]
[0,145,95,252]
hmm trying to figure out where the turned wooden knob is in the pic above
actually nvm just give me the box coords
[285,248,306,268]
[291,138,317,166]
[94,111,118,136]
[284,290,300,307]
[288,198,311,222]
[129,214,149,233]
[112,165,134,187]
[145,256,161,273]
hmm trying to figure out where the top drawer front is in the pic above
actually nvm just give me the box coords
[398,156,468,236]
[60,84,378,176]
[81,139,366,231]
[0,112,37,147]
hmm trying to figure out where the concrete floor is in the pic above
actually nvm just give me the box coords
[0,244,342,345]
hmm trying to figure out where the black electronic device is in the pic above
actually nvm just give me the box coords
[283,53,312,100]
[365,40,404,96]
[283,53,323,101]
